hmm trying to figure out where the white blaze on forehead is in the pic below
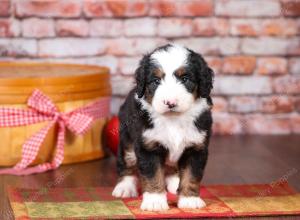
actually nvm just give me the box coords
[151,45,189,76]
[148,45,194,114]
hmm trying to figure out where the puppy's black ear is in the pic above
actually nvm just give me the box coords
[135,54,150,98]
[135,65,146,98]
[188,50,214,98]
[198,66,214,98]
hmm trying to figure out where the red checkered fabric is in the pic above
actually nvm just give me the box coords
[0,89,110,175]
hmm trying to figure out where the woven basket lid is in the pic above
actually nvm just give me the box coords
[0,62,111,104]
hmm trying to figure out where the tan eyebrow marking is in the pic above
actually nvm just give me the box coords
[174,67,185,77]
[153,68,165,79]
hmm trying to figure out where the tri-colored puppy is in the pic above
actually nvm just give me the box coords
[112,44,214,211]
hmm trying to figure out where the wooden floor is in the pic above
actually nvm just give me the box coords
[1,135,300,219]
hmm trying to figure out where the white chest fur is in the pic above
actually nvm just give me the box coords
[140,98,209,163]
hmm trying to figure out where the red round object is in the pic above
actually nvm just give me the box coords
[105,116,119,156]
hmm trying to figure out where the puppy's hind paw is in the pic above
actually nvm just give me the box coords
[165,174,179,194]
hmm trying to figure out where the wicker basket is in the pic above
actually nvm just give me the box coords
[0,62,111,167]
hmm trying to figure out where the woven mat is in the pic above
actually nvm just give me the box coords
[8,183,300,219]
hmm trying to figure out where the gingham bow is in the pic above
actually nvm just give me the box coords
[0,89,110,175]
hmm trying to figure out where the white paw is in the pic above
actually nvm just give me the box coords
[165,174,179,194]
[178,196,206,209]
[141,192,169,211]
[112,176,138,198]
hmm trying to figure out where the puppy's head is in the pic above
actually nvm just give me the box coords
[135,44,214,115]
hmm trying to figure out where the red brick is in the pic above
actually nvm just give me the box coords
[282,0,300,16]
[111,75,135,96]
[229,96,258,113]
[222,56,256,75]
[260,96,294,113]
[242,37,288,55]
[214,18,230,36]
[106,38,166,56]
[212,97,228,112]
[287,38,300,55]
[205,56,223,74]
[175,38,240,56]
[193,18,215,36]
[219,38,240,55]
[273,76,300,94]
[216,0,281,17]
[90,19,122,37]
[290,115,300,133]
[297,18,300,35]
[257,57,287,75]
[214,76,272,95]
[149,0,176,16]
[245,115,291,134]
[124,18,157,37]
[39,38,107,57]
[213,113,243,134]
[158,18,192,37]
[193,18,229,36]
[56,20,89,37]
[294,97,300,112]
[83,0,109,17]
[0,0,10,17]
[16,0,81,18]
[0,19,20,37]
[107,0,148,17]
[230,19,259,36]
[175,38,219,55]
[118,57,140,75]
[230,19,298,37]
[0,39,37,57]
[149,0,213,17]
[22,18,55,38]
[261,19,298,36]
[84,0,148,17]
[289,58,300,75]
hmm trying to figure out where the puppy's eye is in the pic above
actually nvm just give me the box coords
[181,75,189,83]
[152,78,161,85]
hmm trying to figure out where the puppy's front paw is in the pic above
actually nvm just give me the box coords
[141,192,169,211]
[178,196,206,209]
[112,176,138,198]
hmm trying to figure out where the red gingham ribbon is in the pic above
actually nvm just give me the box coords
[0,89,110,175]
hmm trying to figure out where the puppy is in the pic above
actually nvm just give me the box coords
[112,44,214,211]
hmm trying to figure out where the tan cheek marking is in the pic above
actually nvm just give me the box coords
[144,87,153,104]
[144,68,163,104]
[193,88,198,99]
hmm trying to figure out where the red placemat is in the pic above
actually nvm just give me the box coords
[7,183,300,219]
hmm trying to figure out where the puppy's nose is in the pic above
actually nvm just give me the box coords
[164,100,177,109]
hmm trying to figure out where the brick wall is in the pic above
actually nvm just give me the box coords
[0,0,300,134]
